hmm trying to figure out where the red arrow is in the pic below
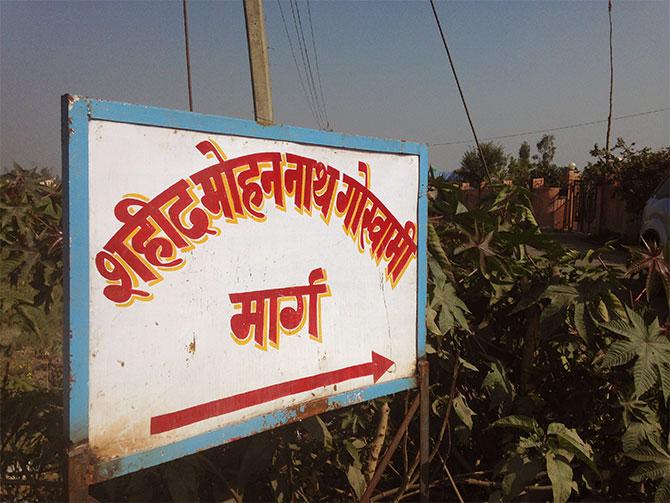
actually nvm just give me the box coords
[150,352,394,435]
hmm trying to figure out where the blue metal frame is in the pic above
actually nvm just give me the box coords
[62,96,428,483]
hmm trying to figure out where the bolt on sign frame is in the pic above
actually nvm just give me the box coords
[62,95,428,498]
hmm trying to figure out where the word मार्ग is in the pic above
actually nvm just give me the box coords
[229,267,331,351]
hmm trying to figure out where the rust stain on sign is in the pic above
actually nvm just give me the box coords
[291,395,344,422]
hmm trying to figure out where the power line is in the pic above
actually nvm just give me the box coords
[293,0,322,125]
[290,0,326,129]
[430,0,490,180]
[306,0,330,130]
[286,0,322,128]
[277,0,322,128]
[429,107,670,147]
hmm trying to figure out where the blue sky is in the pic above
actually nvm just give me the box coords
[1,0,668,174]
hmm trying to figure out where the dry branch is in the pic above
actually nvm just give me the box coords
[366,401,390,481]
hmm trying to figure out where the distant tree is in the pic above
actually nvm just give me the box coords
[530,135,564,187]
[533,134,556,169]
[505,141,533,186]
[504,156,517,178]
[519,141,531,163]
[455,142,507,186]
[505,159,528,187]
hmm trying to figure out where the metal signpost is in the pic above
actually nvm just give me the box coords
[62,95,428,500]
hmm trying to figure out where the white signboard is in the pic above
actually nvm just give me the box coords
[64,97,427,481]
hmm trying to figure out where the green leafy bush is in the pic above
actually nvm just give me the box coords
[584,138,670,212]
[2,165,669,501]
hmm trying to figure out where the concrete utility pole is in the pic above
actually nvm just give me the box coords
[243,0,274,125]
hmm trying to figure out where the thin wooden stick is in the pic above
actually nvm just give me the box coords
[437,452,465,503]
[361,395,420,503]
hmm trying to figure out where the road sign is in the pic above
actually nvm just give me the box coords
[63,96,428,484]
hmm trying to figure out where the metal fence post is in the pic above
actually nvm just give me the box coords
[67,444,89,502]
[419,358,430,501]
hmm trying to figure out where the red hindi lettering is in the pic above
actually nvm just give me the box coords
[382,220,417,287]
[228,267,331,351]
[229,291,266,348]
[312,162,340,222]
[95,250,151,304]
[191,140,245,221]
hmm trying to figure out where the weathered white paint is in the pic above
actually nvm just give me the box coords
[88,120,419,460]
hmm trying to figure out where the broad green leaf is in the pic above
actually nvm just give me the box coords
[491,186,511,210]
[597,299,609,322]
[574,302,588,342]
[427,222,451,272]
[343,439,362,467]
[605,291,627,319]
[509,283,550,314]
[500,454,542,500]
[346,464,366,499]
[453,223,499,277]
[425,304,441,335]
[601,340,637,368]
[627,444,667,462]
[459,356,479,372]
[540,284,578,322]
[626,436,670,502]
[302,415,333,450]
[489,415,542,436]
[548,423,598,474]
[452,393,475,430]
[482,361,515,411]
[517,436,542,452]
[546,451,573,503]
[520,205,538,226]
[430,276,471,335]
[659,364,670,404]
[620,396,659,426]
[630,462,670,482]
[601,307,670,400]
[655,478,670,503]
[623,422,661,453]
[428,254,447,283]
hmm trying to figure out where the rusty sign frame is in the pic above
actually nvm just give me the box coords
[62,95,428,487]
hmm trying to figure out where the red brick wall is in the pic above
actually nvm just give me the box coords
[597,185,641,242]
[457,179,640,240]
[531,187,562,229]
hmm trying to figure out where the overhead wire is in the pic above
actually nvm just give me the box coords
[292,0,322,125]
[277,0,322,128]
[296,0,328,128]
[429,107,670,146]
[429,0,490,180]
[289,0,326,129]
[306,0,330,130]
